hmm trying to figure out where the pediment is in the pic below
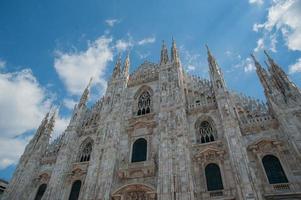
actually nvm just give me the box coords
[247,138,282,151]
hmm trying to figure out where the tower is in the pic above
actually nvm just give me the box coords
[207,46,261,200]
[156,39,195,199]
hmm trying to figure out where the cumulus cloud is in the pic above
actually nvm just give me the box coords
[0,69,50,137]
[289,57,301,74]
[253,0,301,51]
[0,67,69,169]
[137,36,156,45]
[54,36,114,96]
[105,19,119,27]
[0,69,44,168]
[0,137,31,169]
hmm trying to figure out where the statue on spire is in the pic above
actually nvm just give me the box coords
[123,51,130,77]
[160,40,169,65]
[171,37,179,63]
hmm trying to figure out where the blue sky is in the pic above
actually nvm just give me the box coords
[0,0,301,181]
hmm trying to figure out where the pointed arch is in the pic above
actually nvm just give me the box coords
[195,116,217,144]
[131,138,147,162]
[262,155,288,184]
[134,85,153,116]
[68,180,81,200]
[34,184,47,200]
[205,163,224,191]
[78,137,94,162]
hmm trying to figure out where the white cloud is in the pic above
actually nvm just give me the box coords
[137,36,156,45]
[51,115,70,140]
[115,39,133,52]
[180,46,204,74]
[0,69,49,169]
[0,59,6,69]
[254,38,265,52]
[54,36,114,96]
[0,69,50,137]
[289,57,301,74]
[63,98,77,110]
[253,0,301,51]
[105,19,119,27]
[0,137,31,169]
[0,66,70,169]
[234,57,256,73]
[249,0,264,5]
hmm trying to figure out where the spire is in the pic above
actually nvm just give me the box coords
[206,45,222,76]
[264,50,291,93]
[112,53,122,78]
[78,77,92,108]
[251,54,272,93]
[123,51,130,77]
[46,107,58,134]
[171,37,179,63]
[160,40,169,65]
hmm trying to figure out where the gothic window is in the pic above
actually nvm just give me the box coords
[79,142,92,162]
[199,121,215,143]
[262,155,288,184]
[131,138,147,163]
[34,184,47,200]
[205,163,224,191]
[137,91,151,116]
[68,180,81,200]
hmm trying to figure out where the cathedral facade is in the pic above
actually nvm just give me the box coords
[3,40,301,200]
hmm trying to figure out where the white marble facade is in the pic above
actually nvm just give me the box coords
[3,40,301,200]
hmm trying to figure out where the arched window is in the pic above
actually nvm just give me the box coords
[199,121,215,143]
[34,184,47,200]
[131,138,147,162]
[205,163,224,191]
[262,155,288,184]
[68,180,81,200]
[79,142,92,162]
[137,91,151,116]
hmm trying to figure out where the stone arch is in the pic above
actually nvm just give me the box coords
[111,183,156,200]
[195,116,217,144]
[78,137,94,162]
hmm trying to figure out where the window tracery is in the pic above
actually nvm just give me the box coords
[199,121,215,143]
[137,91,151,116]
[79,142,92,162]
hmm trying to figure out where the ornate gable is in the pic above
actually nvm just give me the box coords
[128,61,159,87]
